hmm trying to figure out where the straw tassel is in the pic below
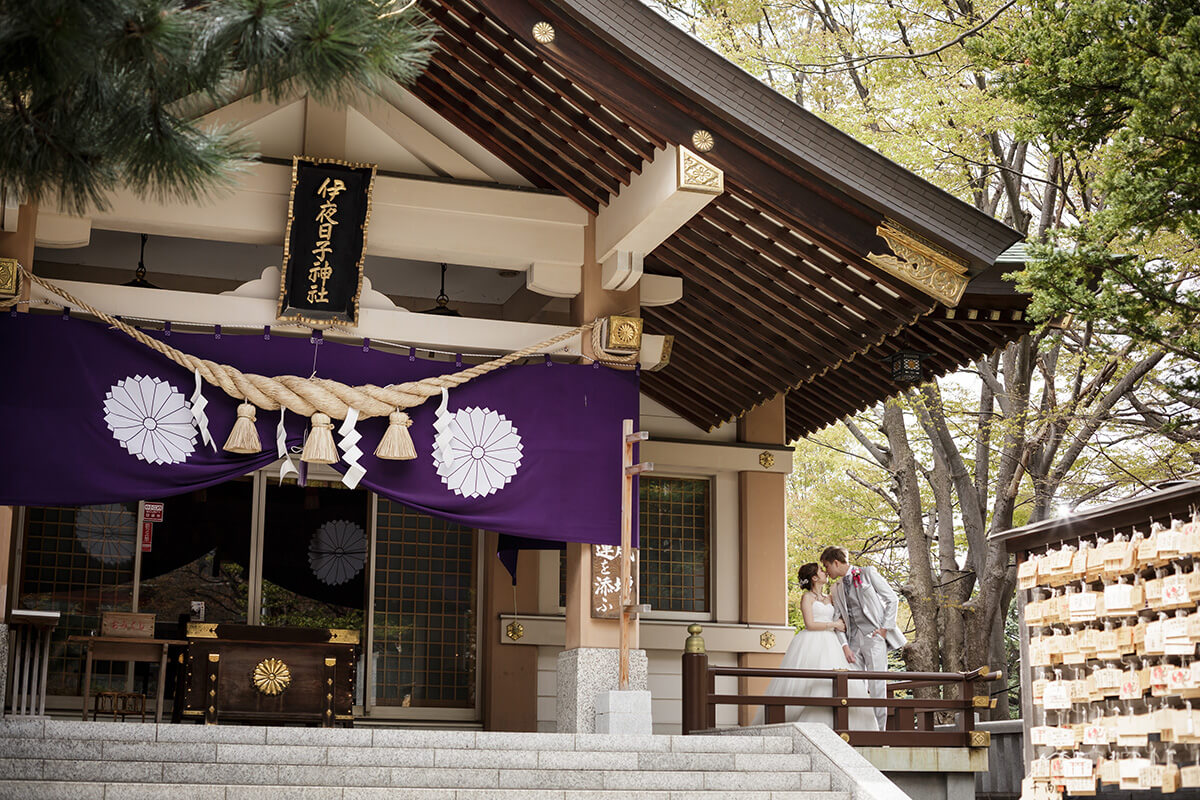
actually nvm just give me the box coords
[301,412,339,464]
[375,410,417,460]
[223,402,262,454]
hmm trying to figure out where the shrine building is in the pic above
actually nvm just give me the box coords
[0,0,1026,735]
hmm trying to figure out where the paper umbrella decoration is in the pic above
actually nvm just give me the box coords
[308,519,368,585]
[432,406,523,498]
[103,375,198,465]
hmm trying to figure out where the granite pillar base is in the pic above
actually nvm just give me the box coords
[556,647,647,733]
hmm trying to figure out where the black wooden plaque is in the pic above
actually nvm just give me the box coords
[277,157,376,326]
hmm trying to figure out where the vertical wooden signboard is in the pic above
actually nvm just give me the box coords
[277,157,377,326]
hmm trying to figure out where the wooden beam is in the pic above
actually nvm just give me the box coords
[501,284,555,321]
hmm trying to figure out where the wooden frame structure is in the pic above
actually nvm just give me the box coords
[414,0,1028,437]
[681,641,1001,746]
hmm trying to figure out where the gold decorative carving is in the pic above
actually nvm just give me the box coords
[189,623,218,639]
[324,657,337,667]
[532,22,555,44]
[691,130,715,152]
[677,147,723,194]
[506,621,525,641]
[758,451,775,469]
[0,257,18,297]
[252,658,292,696]
[969,730,991,747]
[605,315,643,352]
[760,631,776,650]
[644,334,673,373]
[328,628,360,644]
[867,220,970,307]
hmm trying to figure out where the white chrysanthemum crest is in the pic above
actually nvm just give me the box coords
[103,375,198,465]
[432,404,523,498]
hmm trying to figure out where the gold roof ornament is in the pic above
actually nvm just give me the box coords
[867,220,971,307]
[691,130,715,152]
[532,22,555,44]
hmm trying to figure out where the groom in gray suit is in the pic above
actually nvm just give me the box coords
[821,546,905,729]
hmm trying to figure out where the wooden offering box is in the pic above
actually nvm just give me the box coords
[182,623,359,727]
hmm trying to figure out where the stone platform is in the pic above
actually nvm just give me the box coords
[0,718,859,799]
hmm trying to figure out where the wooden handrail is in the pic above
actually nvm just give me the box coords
[680,625,1001,747]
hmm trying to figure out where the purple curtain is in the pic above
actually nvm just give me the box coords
[0,312,639,548]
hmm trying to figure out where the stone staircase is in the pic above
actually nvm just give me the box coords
[0,718,861,800]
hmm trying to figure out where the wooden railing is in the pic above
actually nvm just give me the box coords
[681,624,1001,747]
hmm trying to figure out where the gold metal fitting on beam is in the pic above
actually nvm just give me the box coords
[604,315,643,352]
[972,696,991,708]
[506,621,525,641]
[969,731,991,748]
[691,130,715,152]
[0,258,19,297]
[532,22,555,44]
[759,631,776,650]
[758,451,775,469]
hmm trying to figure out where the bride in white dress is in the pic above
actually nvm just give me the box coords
[753,563,879,730]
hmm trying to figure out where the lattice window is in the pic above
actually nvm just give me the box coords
[19,504,137,696]
[372,501,476,708]
[638,477,711,613]
[556,476,712,613]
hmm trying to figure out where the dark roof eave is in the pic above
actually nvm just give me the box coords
[548,0,1022,271]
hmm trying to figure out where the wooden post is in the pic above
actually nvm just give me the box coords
[681,624,707,735]
[834,672,850,733]
[619,421,651,690]
[619,419,633,690]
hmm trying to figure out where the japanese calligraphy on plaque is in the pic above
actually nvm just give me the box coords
[591,544,639,619]
[277,157,376,326]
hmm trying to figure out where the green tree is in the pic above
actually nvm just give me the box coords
[656,0,1198,717]
[0,0,434,214]
[979,0,1200,358]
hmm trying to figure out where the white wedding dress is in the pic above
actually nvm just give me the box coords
[753,598,879,730]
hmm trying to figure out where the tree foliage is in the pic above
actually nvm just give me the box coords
[0,0,435,214]
[978,0,1200,357]
[655,0,1196,716]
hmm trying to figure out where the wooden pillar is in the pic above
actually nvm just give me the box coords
[481,531,539,731]
[564,215,638,651]
[736,393,788,724]
[0,203,36,620]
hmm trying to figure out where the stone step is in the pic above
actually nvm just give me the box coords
[1,720,802,753]
[0,737,812,773]
[0,782,854,800]
[0,759,827,789]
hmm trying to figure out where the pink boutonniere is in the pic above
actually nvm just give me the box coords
[849,567,864,587]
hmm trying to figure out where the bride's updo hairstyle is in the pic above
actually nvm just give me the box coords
[797,562,820,591]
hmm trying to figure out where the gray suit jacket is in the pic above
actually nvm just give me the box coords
[832,565,906,652]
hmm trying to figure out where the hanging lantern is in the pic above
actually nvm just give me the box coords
[884,348,930,384]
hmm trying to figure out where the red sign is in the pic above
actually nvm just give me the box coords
[141,521,153,553]
[142,501,164,523]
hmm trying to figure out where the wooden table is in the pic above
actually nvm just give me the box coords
[69,636,188,723]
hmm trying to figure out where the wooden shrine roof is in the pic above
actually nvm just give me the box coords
[423,0,1028,440]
